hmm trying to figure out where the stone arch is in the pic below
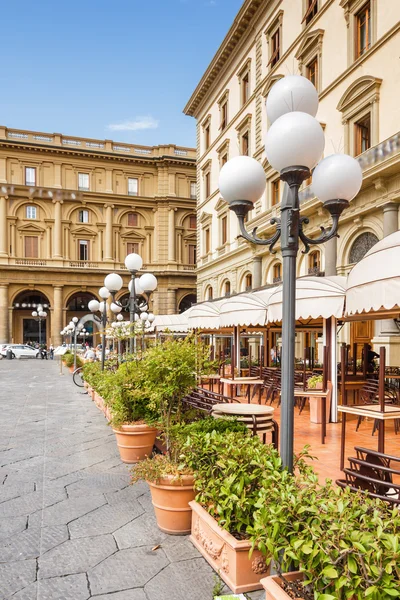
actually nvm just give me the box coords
[178,210,197,228]
[117,207,151,227]
[219,278,231,297]
[338,220,382,268]
[178,293,196,313]
[65,291,98,311]
[12,199,51,220]
[204,284,214,301]
[265,257,282,285]
[239,270,253,292]
[66,204,102,223]
[12,289,51,308]
[337,75,382,114]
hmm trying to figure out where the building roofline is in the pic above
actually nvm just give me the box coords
[183,0,264,118]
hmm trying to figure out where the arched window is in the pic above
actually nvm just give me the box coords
[349,232,379,264]
[308,250,321,274]
[245,273,252,291]
[224,280,231,297]
[67,292,97,311]
[206,286,213,300]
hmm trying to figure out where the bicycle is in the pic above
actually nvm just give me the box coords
[72,366,85,387]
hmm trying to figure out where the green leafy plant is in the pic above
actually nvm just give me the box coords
[63,352,83,368]
[250,472,400,599]
[307,375,323,389]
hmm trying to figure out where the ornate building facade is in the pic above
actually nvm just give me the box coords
[0,126,197,346]
[184,0,400,358]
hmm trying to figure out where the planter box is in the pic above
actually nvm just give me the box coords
[189,501,269,594]
[261,572,303,600]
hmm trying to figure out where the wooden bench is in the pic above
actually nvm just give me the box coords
[336,446,400,505]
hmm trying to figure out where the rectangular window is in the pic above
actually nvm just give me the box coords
[241,131,250,157]
[307,58,318,89]
[127,242,139,255]
[356,2,371,58]
[78,209,89,223]
[220,101,228,131]
[25,167,36,186]
[205,172,210,198]
[128,178,138,196]
[204,125,210,150]
[268,29,280,68]
[302,0,318,24]
[189,244,197,265]
[190,182,196,199]
[221,153,228,167]
[78,173,89,191]
[205,228,210,254]
[221,215,227,245]
[189,215,197,229]
[24,236,38,258]
[128,212,138,227]
[241,72,250,105]
[26,205,37,219]
[271,180,280,206]
[355,114,371,155]
[78,240,89,261]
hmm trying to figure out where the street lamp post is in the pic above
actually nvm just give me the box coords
[218,75,362,473]
[31,304,47,349]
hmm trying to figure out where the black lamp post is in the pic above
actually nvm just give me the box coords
[31,305,47,348]
[218,75,363,473]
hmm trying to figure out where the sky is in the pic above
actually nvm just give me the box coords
[0,0,244,148]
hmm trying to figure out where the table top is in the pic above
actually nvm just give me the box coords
[221,377,264,385]
[294,389,329,397]
[212,403,274,416]
[338,403,400,419]
[199,374,221,380]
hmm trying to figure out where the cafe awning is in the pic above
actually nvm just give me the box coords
[266,276,347,323]
[346,230,400,317]
[186,299,225,330]
[219,287,277,327]
[153,314,189,332]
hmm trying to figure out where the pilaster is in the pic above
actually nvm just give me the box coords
[0,284,9,343]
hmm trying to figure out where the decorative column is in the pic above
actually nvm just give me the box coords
[253,256,262,288]
[168,207,176,262]
[52,286,63,347]
[0,284,9,343]
[10,222,16,257]
[54,164,62,188]
[177,232,183,264]
[383,203,398,237]
[0,196,8,258]
[372,202,400,363]
[167,289,177,313]
[97,230,103,261]
[324,236,337,276]
[53,200,63,258]
[105,204,113,261]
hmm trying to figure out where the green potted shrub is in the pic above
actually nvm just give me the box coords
[181,427,297,593]
[253,479,400,599]
[129,335,216,535]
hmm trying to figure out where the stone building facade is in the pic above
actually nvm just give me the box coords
[0,126,197,346]
[184,0,400,358]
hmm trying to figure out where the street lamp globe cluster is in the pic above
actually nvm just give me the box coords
[60,317,84,369]
[88,252,157,369]
[31,304,47,346]
[218,74,363,472]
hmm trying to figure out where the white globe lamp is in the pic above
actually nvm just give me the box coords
[266,75,319,124]
[147,313,155,323]
[110,302,122,314]
[104,273,123,293]
[99,287,110,299]
[312,154,363,203]
[140,312,149,321]
[265,112,325,173]
[88,299,100,313]
[139,273,157,293]
[219,156,266,211]
[125,253,143,272]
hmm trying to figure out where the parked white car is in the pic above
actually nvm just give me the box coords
[0,344,40,359]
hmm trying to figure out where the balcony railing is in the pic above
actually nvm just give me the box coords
[308,266,325,276]
[69,261,99,268]
[15,259,47,266]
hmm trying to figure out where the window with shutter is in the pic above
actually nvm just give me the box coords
[127,212,138,227]
[24,236,38,258]
[127,242,139,254]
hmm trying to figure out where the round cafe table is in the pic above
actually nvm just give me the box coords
[211,403,277,446]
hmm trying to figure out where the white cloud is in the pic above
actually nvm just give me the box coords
[107,116,159,132]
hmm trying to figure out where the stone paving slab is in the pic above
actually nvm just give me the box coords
[0,360,260,599]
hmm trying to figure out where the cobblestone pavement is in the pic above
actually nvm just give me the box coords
[0,360,264,600]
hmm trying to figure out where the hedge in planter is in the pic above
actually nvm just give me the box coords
[250,470,400,599]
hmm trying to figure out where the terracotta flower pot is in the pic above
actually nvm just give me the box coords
[112,423,158,464]
[148,474,195,535]
[261,572,303,599]
[189,500,269,594]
